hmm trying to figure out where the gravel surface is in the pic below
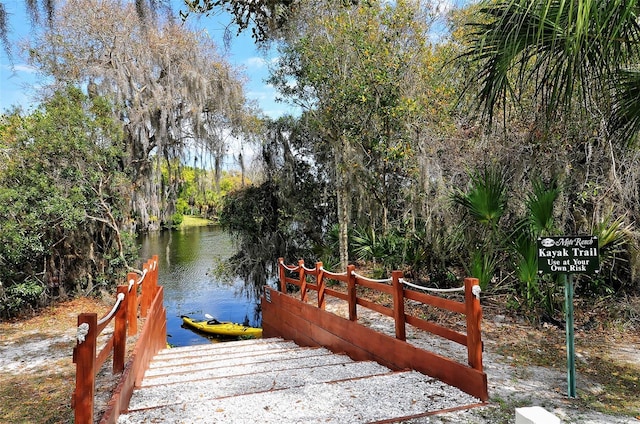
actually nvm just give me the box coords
[119,338,481,424]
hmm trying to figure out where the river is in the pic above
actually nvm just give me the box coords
[137,225,262,347]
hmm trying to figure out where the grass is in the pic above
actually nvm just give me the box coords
[180,215,215,228]
[0,369,75,423]
[490,311,640,418]
[576,348,640,416]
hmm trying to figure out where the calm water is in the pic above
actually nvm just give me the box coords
[137,225,261,347]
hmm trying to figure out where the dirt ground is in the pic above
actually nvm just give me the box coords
[0,294,639,423]
[426,295,640,423]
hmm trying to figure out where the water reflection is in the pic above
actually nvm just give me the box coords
[137,225,262,347]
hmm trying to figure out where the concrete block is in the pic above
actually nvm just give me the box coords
[515,406,561,424]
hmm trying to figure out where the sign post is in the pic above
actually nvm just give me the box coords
[537,236,599,398]
[564,273,576,397]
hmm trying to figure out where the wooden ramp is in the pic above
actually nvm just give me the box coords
[117,338,483,423]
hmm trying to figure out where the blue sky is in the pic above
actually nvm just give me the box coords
[0,1,296,118]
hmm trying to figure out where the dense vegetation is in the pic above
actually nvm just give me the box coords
[1,0,639,321]
[0,0,253,317]
[220,0,640,322]
[0,88,133,317]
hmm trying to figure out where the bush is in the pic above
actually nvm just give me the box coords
[0,88,132,317]
[170,213,184,228]
[0,280,44,318]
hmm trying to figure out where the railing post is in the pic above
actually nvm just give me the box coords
[316,261,325,309]
[298,259,307,302]
[151,255,159,294]
[347,264,357,321]
[155,286,166,352]
[127,272,138,335]
[392,270,406,341]
[465,277,483,372]
[73,313,97,424]
[113,285,128,373]
[141,261,152,318]
[278,257,286,292]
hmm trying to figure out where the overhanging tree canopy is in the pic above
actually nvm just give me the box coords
[26,0,249,230]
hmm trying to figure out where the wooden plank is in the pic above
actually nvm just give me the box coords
[347,265,357,321]
[405,315,467,346]
[285,276,300,286]
[74,313,97,424]
[357,297,393,317]
[126,272,138,335]
[264,291,314,346]
[465,278,483,372]
[403,289,465,314]
[113,285,128,373]
[324,288,348,301]
[392,271,406,341]
[99,359,136,424]
[320,311,402,368]
[355,278,394,294]
[306,322,376,363]
[96,336,114,371]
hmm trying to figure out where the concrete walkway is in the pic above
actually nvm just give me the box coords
[117,337,482,423]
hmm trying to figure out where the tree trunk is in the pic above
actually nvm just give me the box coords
[335,135,350,271]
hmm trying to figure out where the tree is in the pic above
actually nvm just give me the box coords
[1,0,299,55]
[459,0,640,294]
[269,0,442,269]
[27,0,248,230]
[181,0,299,42]
[220,115,333,288]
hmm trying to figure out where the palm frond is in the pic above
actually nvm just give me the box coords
[594,213,633,254]
[467,249,497,290]
[351,226,377,262]
[610,68,640,144]
[452,166,508,229]
[462,0,640,130]
[526,178,560,235]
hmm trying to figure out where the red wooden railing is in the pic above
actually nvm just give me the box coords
[263,258,488,400]
[72,255,166,424]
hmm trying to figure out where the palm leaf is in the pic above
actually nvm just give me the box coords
[594,213,633,254]
[610,68,640,143]
[462,0,640,137]
[526,178,560,235]
[452,166,508,229]
[467,249,497,290]
[351,226,376,261]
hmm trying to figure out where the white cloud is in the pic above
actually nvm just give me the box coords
[1,62,37,76]
[244,56,280,69]
[247,90,270,101]
[12,64,37,74]
[245,57,267,68]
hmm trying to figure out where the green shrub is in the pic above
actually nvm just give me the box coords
[170,213,184,228]
[0,280,44,318]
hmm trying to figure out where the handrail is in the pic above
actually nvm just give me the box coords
[72,255,165,424]
[97,293,125,326]
[351,270,392,284]
[276,258,484,372]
